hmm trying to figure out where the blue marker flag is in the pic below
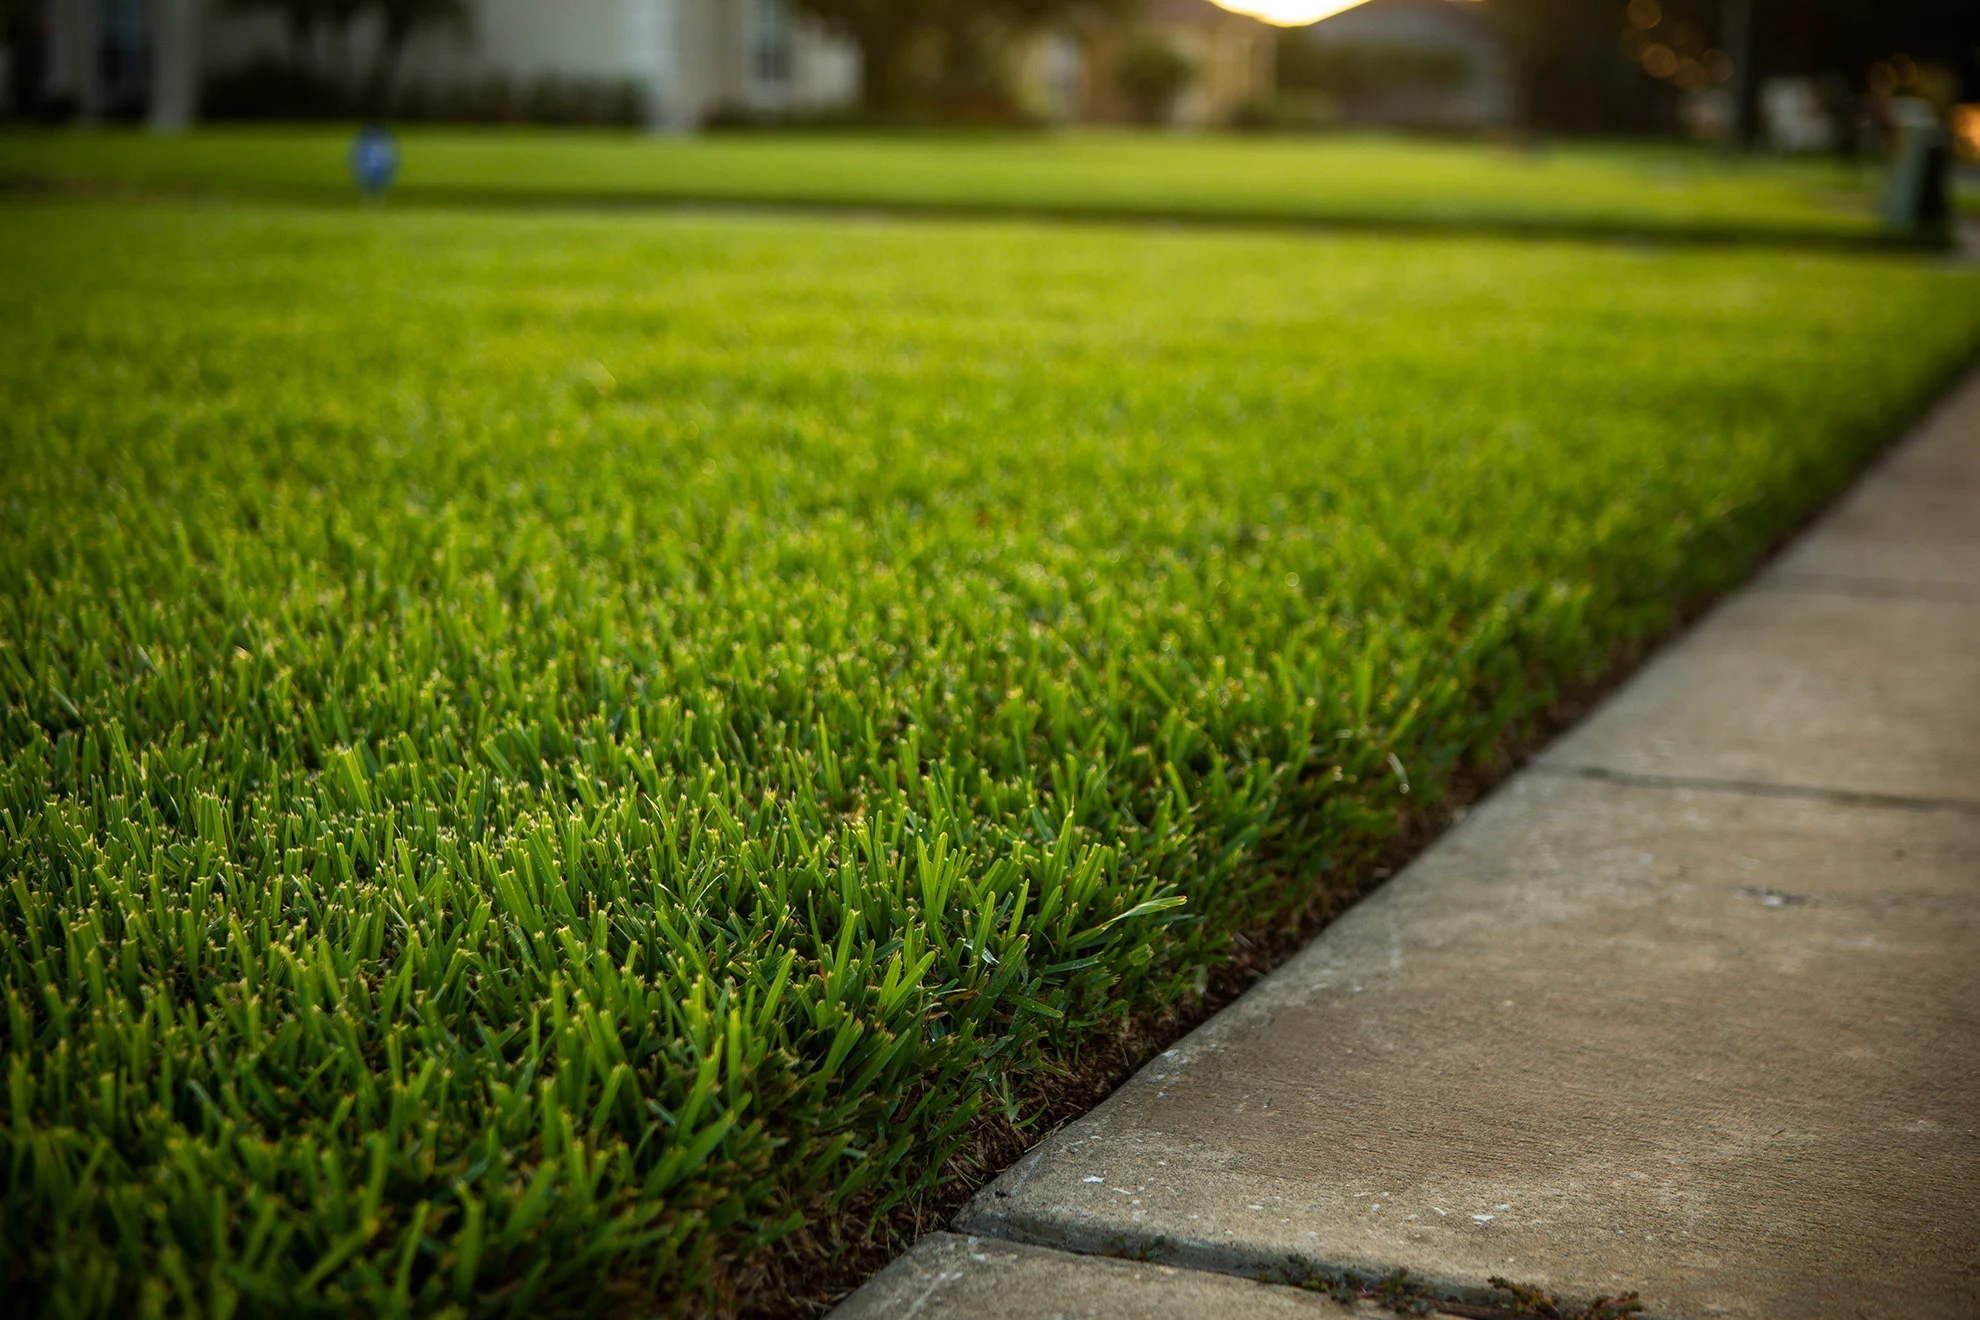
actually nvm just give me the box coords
[349,126,400,196]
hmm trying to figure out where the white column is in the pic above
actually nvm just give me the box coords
[148,0,200,132]
[625,0,684,132]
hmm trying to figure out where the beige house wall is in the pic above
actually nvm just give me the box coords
[1014,2,1275,128]
[1161,12,1273,125]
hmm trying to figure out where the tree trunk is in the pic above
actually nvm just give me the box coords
[854,22,910,118]
[285,9,312,72]
[1721,0,1754,151]
[330,19,358,105]
[365,27,407,118]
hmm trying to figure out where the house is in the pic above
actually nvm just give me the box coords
[32,0,860,130]
[24,0,1278,132]
[1014,0,1275,127]
[1127,0,1275,127]
[35,0,168,120]
[1280,0,1516,130]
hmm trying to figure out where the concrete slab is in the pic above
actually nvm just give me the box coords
[1766,372,1980,595]
[956,774,1980,1319]
[831,1232,1362,1320]
[1765,483,1980,600]
[1538,589,1980,804]
[1867,365,1980,489]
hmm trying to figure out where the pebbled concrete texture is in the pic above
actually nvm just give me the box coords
[833,368,1980,1318]
[830,1232,1362,1320]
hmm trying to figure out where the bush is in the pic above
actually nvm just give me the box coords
[202,58,352,120]
[1278,39,1473,102]
[1117,35,1195,124]
[201,60,642,126]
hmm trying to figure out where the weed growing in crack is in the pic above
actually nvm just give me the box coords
[1103,1236,1171,1263]
[1279,1256,1435,1313]
[1488,1277,1646,1320]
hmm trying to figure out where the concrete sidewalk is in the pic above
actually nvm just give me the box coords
[833,366,1980,1320]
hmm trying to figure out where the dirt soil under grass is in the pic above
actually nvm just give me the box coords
[3,198,1978,1317]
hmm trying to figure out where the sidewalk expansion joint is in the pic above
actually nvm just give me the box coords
[1532,761,1980,816]
[1756,571,1980,605]
[948,1225,1650,1320]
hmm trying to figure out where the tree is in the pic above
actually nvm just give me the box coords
[783,0,920,116]
[0,0,42,115]
[221,0,469,112]
[792,0,1126,118]
[1482,0,1979,136]
[1749,0,1976,97]
[222,0,334,67]
[365,0,471,112]
[1116,33,1193,122]
[1484,0,1667,132]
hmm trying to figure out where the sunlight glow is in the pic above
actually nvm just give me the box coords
[1207,0,1376,26]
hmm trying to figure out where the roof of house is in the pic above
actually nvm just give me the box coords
[1142,0,1273,28]
[1304,0,1499,39]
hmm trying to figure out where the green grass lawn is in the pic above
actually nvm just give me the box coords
[0,126,1895,241]
[3,197,1978,1317]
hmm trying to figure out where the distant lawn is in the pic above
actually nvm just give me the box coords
[4,197,1978,1318]
[0,125,1893,241]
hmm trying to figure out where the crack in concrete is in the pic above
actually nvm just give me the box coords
[1756,571,1980,605]
[1531,761,1980,816]
[947,1220,1650,1320]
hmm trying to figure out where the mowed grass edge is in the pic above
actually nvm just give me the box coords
[3,199,1977,1316]
[0,127,1895,243]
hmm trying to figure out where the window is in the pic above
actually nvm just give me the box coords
[101,0,151,113]
[751,0,794,88]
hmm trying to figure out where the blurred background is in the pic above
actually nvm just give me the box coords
[0,0,1973,160]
